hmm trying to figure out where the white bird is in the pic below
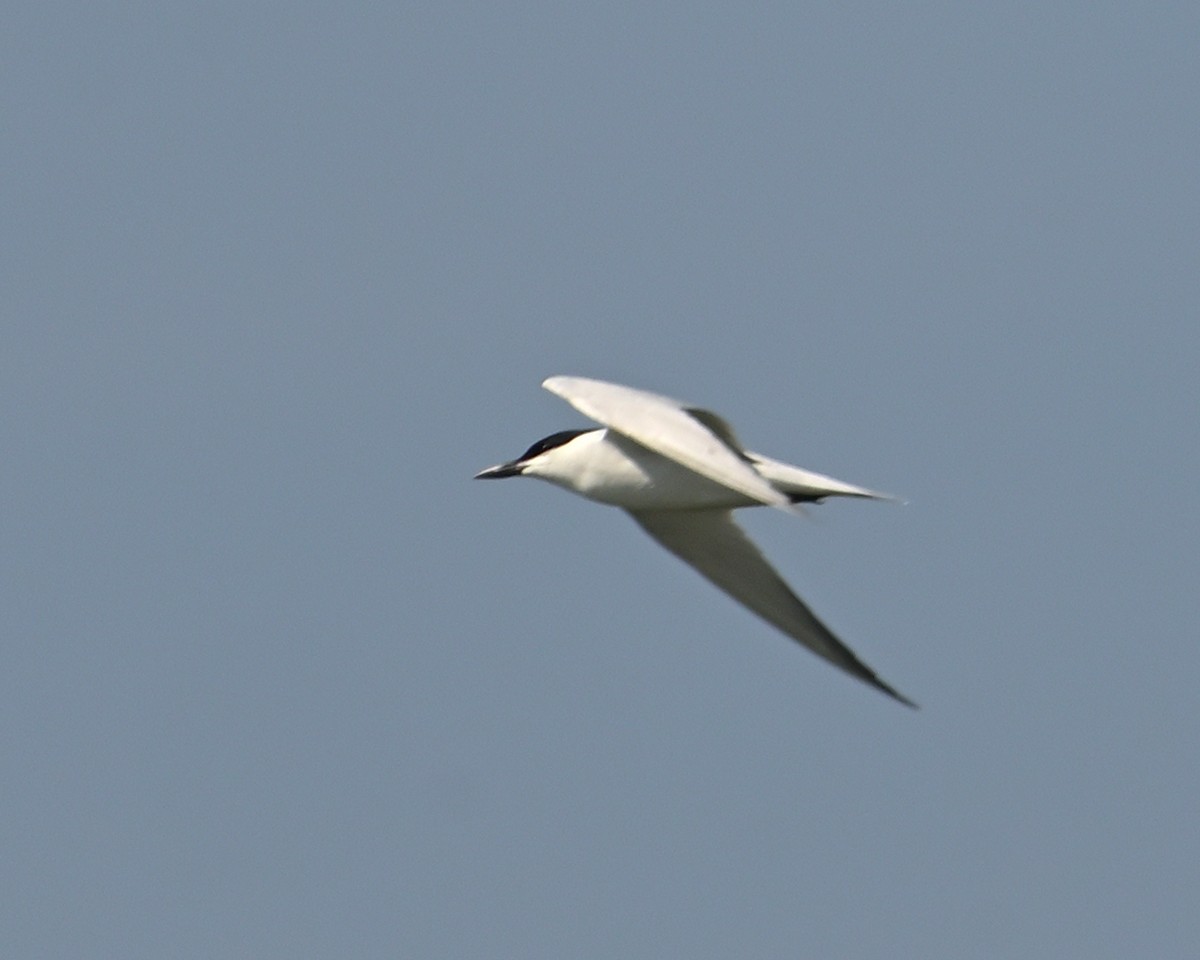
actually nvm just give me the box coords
[475,376,915,707]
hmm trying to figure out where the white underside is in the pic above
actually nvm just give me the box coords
[528,430,759,510]
[525,428,888,510]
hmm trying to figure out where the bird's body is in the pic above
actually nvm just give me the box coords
[521,428,761,511]
[476,376,915,707]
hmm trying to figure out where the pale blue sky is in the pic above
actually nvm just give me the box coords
[4,3,1198,957]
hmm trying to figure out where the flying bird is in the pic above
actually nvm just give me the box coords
[475,376,915,707]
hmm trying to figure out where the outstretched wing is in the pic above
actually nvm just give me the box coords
[543,375,792,511]
[630,508,916,707]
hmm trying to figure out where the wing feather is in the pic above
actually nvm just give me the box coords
[631,508,915,707]
[543,376,791,511]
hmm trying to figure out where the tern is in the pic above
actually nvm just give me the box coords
[475,376,915,707]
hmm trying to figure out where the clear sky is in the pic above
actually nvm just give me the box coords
[5,3,1198,957]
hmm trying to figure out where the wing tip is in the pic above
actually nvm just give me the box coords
[843,644,918,708]
[867,675,919,709]
[542,374,581,394]
[886,686,920,710]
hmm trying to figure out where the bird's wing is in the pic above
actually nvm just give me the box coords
[543,375,792,511]
[630,508,916,707]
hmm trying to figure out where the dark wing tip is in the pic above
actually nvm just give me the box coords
[837,641,919,709]
[875,680,919,710]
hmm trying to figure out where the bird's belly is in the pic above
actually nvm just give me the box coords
[571,442,757,510]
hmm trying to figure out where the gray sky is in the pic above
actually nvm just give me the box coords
[5,2,1198,957]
